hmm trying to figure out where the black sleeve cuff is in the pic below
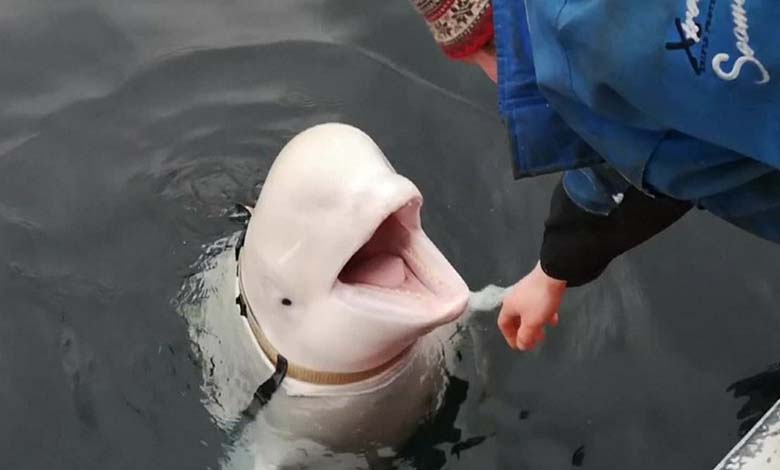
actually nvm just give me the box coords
[540,178,693,287]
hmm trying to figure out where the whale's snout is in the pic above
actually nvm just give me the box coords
[239,123,469,377]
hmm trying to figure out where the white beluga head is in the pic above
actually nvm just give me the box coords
[177,123,500,468]
[239,123,470,376]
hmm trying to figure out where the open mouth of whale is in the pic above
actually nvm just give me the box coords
[335,196,467,325]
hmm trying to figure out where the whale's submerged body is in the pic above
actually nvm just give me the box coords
[176,124,500,469]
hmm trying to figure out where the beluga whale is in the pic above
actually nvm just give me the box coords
[177,123,500,469]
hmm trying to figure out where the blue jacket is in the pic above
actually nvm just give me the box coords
[494,0,780,242]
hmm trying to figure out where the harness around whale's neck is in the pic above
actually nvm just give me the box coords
[237,263,412,386]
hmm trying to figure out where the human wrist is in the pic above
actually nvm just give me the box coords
[533,261,567,293]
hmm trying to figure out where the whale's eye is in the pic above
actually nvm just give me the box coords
[281,298,292,306]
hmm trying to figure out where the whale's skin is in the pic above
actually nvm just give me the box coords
[176,235,500,470]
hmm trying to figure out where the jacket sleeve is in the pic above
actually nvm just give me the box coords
[540,178,693,287]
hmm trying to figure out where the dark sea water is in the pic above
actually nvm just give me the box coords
[1,2,780,469]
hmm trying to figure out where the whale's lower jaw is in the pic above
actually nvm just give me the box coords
[334,197,468,326]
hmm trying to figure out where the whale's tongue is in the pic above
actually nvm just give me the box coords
[338,206,434,294]
[340,253,406,288]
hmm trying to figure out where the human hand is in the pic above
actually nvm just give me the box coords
[497,262,566,351]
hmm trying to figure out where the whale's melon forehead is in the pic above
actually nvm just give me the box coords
[271,123,395,182]
[245,123,417,296]
[256,123,400,217]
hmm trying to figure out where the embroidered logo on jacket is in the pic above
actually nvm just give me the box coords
[666,0,770,84]
[665,0,718,75]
